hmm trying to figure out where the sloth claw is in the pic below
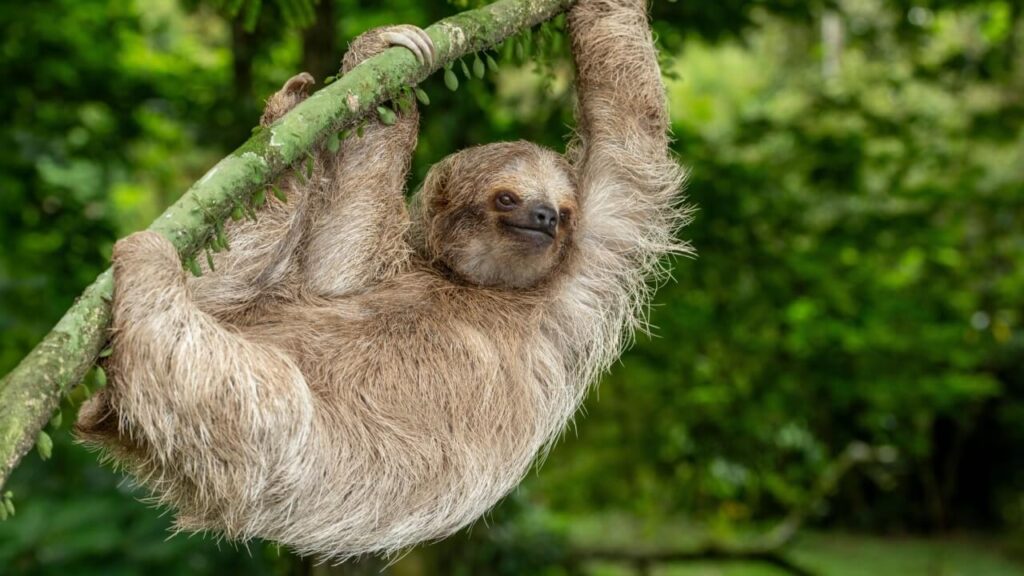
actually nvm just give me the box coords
[282,72,315,95]
[381,26,436,67]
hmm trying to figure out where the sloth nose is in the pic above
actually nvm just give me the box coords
[531,204,558,233]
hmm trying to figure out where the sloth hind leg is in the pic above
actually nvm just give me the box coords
[79,231,317,513]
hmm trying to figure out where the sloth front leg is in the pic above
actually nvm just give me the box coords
[78,231,317,533]
[260,71,315,126]
[187,72,320,323]
[300,26,434,297]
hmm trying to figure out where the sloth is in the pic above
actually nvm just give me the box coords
[76,0,690,560]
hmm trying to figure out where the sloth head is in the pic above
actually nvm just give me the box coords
[410,141,578,289]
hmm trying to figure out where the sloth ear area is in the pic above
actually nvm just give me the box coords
[420,155,456,210]
[408,155,459,256]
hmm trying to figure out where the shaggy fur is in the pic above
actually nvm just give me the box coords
[76,0,691,560]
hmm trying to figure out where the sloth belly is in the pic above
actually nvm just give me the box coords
[216,287,577,554]
[252,306,566,553]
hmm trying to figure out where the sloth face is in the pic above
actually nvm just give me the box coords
[413,141,578,289]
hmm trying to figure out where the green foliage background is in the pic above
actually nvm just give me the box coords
[0,0,1022,574]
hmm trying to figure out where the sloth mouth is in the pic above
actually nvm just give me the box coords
[501,222,555,244]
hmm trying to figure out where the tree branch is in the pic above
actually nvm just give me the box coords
[0,0,575,490]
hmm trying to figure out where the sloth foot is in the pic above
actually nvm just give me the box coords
[261,72,315,126]
[281,72,315,95]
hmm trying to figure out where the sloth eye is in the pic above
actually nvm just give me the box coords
[559,209,572,222]
[494,191,519,211]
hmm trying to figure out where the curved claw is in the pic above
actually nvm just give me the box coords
[381,31,423,64]
[411,27,436,67]
[382,27,436,67]
[282,72,315,94]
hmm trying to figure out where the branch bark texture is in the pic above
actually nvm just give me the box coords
[0,0,575,490]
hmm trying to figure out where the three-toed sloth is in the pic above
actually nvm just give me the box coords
[77,0,690,560]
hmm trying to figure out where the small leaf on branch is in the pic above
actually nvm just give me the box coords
[396,93,412,114]
[206,248,216,272]
[214,221,230,249]
[94,366,107,388]
[460,59,472,79]
[49,409,62,429]
[415,87,430,106]
[36,431,52,461]
[305,153,314,179]
[273,184,287,203]
[98,347,112,358]
[377,106,397,126]
[253,188,266,208]
[473,54,486,78]
[326,132,340,153]
[536,32,548,54]
[444,67,459,91]
[231,204,244,221]
[324,74,337,85]
[186,256,202,277]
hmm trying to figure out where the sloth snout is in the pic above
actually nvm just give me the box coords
[530,204,558,234]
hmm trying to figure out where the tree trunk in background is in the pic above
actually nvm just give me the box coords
[231,18,256,101]
[228,17,262,146]
[302,0,339,84]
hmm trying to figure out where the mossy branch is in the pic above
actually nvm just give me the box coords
[0,0,575,491]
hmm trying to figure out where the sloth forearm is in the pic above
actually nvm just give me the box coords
[302,124,415,296]
[550,0,687,362]
[568,0,670,151]
[297,24,422,296]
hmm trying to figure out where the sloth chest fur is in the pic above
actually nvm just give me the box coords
[248,278,567,451]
